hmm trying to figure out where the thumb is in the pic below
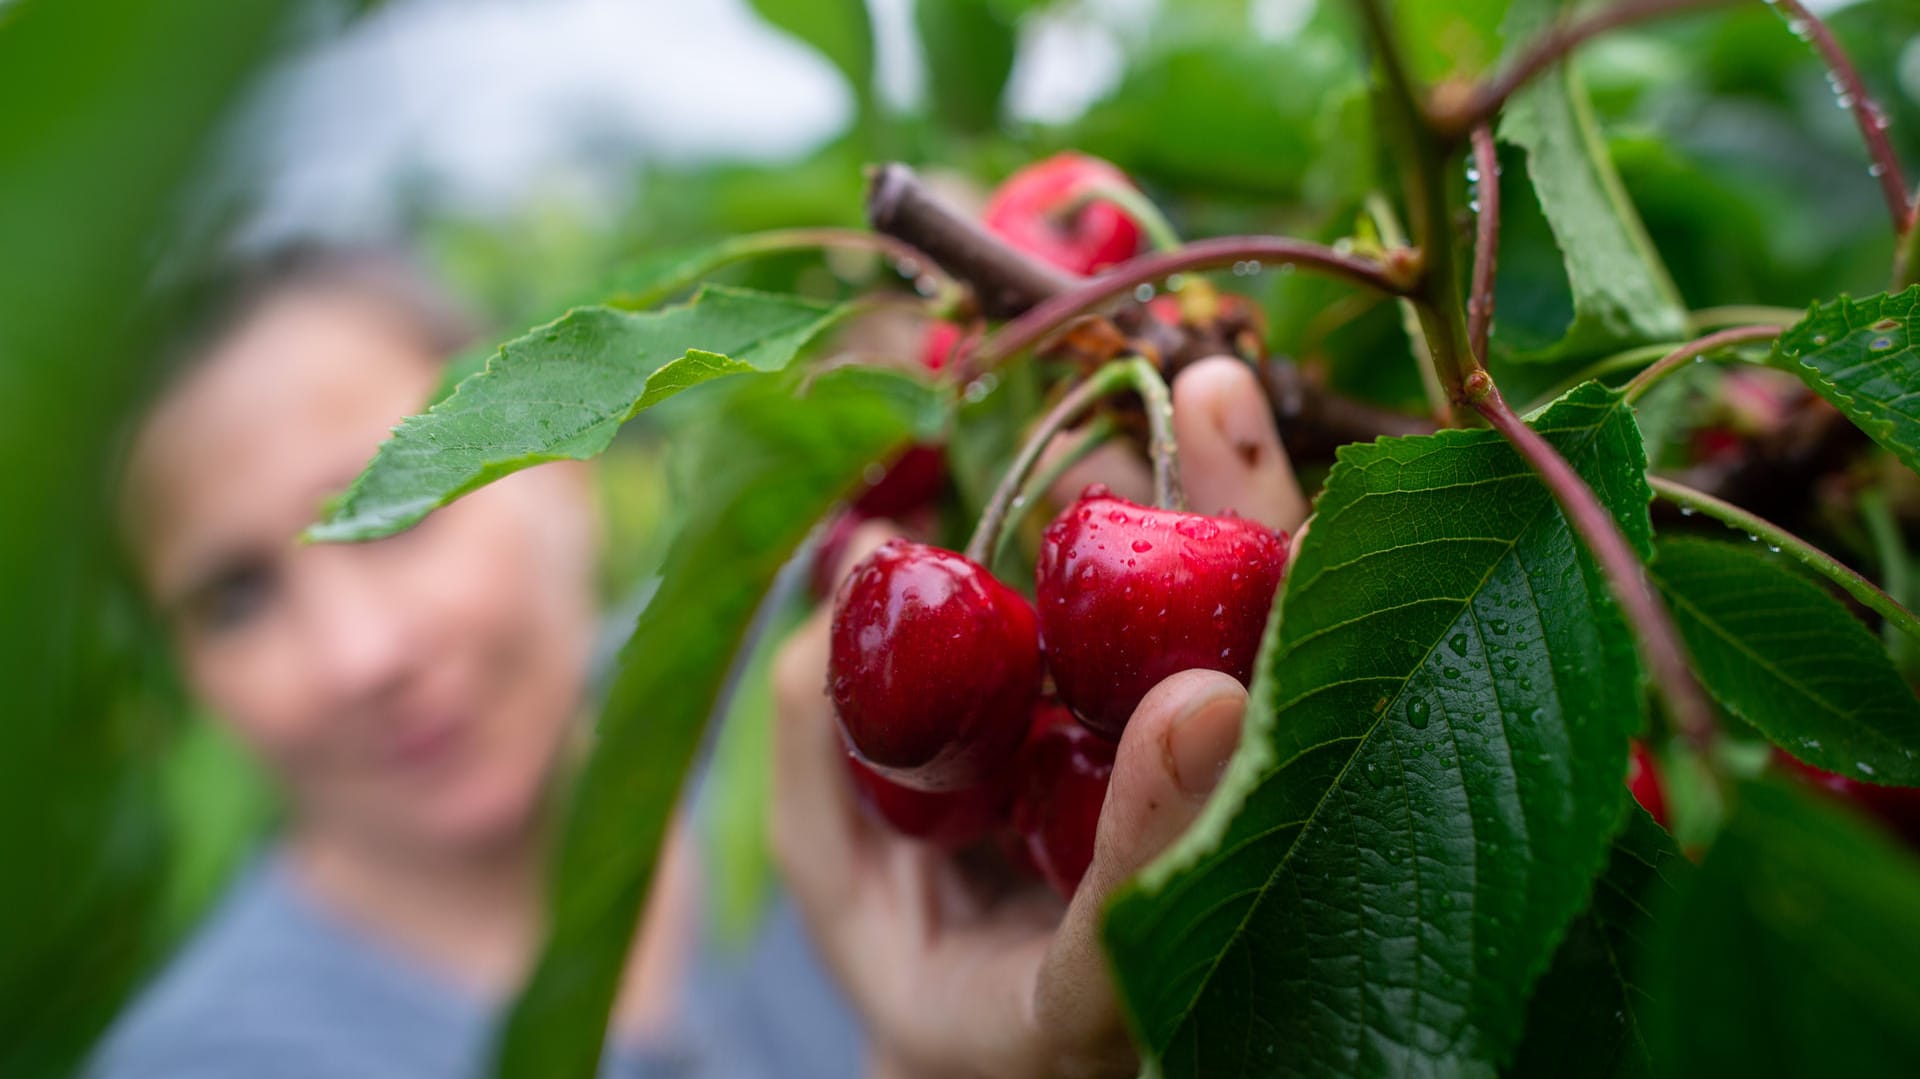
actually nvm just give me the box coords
[1030,670,1247,1073]
[1083,668,1248,894]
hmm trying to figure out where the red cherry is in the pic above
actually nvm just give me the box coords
[1626,739,1668,828]
[1035,486,1289,738]
[850,444,946,518]
[982,153,1143,276]
[1687,426,1744,466]
[843,749,1004,847]
[830,540,1042,791]
[1145,294,1185,327]
[1010,701,1116,897]
[1775,750,1920,849]
[920,320,966,372]
[847,322,959,518]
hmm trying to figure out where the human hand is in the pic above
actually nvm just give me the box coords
[770,357,1302,1078]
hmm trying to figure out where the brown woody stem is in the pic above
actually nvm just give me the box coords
[866,163,1077,319]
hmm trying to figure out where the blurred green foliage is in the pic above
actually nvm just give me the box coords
[6,0,1920,1074]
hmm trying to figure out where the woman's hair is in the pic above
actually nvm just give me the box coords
[119,245,482,571]
[153,246,481,389]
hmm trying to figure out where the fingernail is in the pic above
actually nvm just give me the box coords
[1168,684,1246,797]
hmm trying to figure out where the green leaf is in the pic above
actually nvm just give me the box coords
[1650,536,1920,785]
[1497,0,1688,360]
[1772,286,1920,478]
[1510,809,1689,1079]
[0,0,293,1071]
[749,0,874,114]
[1107,382,1652,1077]
[495,367,947,1078]
[309,286,848,543]
[914,0,1017,134]
[1645,778,1920,1075]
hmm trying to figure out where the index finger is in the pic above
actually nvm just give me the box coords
[1173,356,1308,533]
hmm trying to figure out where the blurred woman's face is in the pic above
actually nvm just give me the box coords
[125,290,600,860]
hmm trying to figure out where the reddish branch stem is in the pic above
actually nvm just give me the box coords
[1771,0,1910,233]
[1432,0,1737,140]
[1620,324,1784,402]
[969,237,1405,372]
[1471,387,1719,749]
[1467,125,1502,365]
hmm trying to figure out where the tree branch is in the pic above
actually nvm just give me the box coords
[1432,0,1739,140]
[1771,0,1910,234]
[967,237,1406,372]
[1467,124,1502,365]
[866,163,1077,319]
[1472,387,1719,749]
[1355,0,1480,399]
[1650,476,1920,644]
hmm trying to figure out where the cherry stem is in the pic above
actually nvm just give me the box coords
[1467,124,1502,366]
[1070,182,1184,254]
[1430,0,1739,141]
[1471,387,1720,750]
[1620,325,1783,403]
[1130,355,1184,512]
[993,412,1120,567]
[1769,0,1910,234]
[968,237,1405,373]
[1649,476,1920,644]
[964,361,1138,567]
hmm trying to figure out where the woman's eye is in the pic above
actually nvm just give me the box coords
[194,564,276,635]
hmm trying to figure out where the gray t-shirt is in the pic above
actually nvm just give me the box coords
[89,853,864,1078]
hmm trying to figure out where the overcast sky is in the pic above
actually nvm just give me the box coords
[233,0,1161,244]
[229,0,1881,246]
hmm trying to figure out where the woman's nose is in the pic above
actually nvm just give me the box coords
[294,547,425,707]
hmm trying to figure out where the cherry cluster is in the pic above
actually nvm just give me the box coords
[829,490,1289,898]
[816,155,1289,897]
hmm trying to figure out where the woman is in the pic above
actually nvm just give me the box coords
[95,251,862,1078]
